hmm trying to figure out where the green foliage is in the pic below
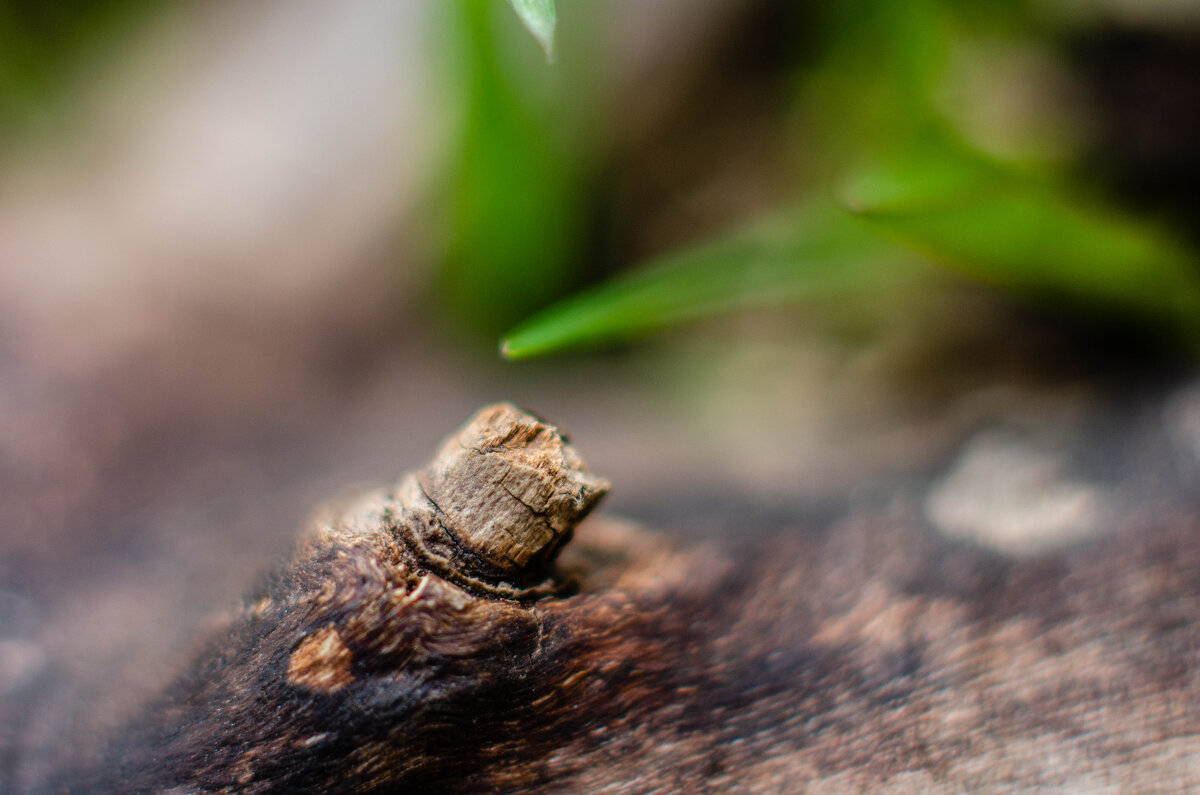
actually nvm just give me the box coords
[502,201,928,358]
[436,0,592,338]
[845,147,1200,335]
[498,0,1200,358]
[0,0,164,133]
[505,0,555,62]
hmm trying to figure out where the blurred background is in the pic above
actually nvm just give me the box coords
[2,0,1200,785]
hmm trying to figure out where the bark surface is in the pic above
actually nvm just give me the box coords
[37,398,1200,793]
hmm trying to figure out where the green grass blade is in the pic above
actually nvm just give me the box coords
[500,201,925,359]
[843,150,1200,336]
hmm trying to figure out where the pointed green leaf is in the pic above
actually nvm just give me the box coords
[500,201,928,359]
[506,0,556,62]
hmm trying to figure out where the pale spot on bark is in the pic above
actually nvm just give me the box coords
[925,431,1108,557]
[1165,380,1200,478]
[286,625,354,693]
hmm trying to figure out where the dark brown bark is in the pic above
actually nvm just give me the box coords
[39,399,1200,793]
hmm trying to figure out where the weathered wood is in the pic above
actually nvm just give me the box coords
[46,400,1200,793]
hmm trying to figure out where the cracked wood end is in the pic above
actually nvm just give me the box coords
[409,402,609,594]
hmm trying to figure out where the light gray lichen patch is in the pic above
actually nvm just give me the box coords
[1164,380,1200,481]
[924,431,1110,557]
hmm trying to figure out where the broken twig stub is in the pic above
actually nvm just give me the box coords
[58,403,624,792]
[402,402,609,598]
